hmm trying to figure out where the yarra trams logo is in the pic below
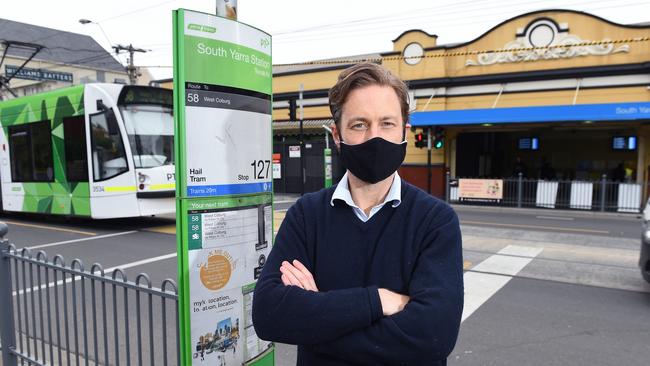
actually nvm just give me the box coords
[188,23,217,33]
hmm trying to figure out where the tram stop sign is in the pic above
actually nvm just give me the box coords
[173,9,274,366]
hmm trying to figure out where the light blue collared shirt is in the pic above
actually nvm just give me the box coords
[330,172,402,222]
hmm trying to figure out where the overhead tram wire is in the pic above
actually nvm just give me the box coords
[97,0,180,23]
[272,0,644,44]
[269,0,499,35]
[273,0,621,37]
[274,3,642,45]
[110,0,646,65]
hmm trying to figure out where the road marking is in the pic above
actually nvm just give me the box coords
[3,220,96,236]
[27,231,139,250]
[462,245,542,322]
[461,220,609,235]
[536,216,575,221]
[104,252,176,272]
[13,252,177,297]
[144,225,177,235]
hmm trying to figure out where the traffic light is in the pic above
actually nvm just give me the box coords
[414,132,427,148]
[433,127,444,149]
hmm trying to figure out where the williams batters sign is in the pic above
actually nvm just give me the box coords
[5,65,73,82]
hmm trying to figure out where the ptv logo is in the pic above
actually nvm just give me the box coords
[260,38,270,48]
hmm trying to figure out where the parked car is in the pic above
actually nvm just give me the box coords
[641,200,650,283]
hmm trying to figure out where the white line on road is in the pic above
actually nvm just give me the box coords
[536,216,575,221]
[13,252,177,297]
[462,245,543,322]
[27,230,139,250]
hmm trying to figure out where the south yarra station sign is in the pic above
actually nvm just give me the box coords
[173,9,274,366]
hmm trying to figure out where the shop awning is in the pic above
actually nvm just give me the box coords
[410,101,650,127]
[273,119,334,136]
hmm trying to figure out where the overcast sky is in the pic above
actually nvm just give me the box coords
[1,0,648,80]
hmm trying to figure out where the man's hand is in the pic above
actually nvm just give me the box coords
[280,260,319,292]
[378,288,410,316]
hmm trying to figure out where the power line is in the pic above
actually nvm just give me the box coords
[98,0,180,23]
[273,0,644,43]
[269,0,498,35]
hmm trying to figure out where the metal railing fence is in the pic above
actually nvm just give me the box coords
[0,224,180,366]
[446,173,645,213]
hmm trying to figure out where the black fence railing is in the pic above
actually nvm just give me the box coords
[446,173,645,213]
[0,223,180,366]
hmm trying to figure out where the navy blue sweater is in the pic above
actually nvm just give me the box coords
[252,180,463,365]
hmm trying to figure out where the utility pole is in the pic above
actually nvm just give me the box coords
[427,127,432,194]
[113,44,146,85]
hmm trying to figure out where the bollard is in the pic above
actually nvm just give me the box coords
[517,173,523,208]
[0,222,18,366]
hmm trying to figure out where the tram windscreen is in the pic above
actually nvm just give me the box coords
[120,104,174,168]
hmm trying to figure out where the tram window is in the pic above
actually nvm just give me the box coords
[63,116,88,182]
[9,126,31,182]
[8,121,54,182]
[90,109,128,181]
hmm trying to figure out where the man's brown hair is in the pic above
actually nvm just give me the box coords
[328,62,410,127]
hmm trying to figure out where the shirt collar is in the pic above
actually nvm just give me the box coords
[330,171,402,209]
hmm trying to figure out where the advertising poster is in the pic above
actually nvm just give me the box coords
[173,9,274,366]
[458,179,504,202]
[181,195,273,366]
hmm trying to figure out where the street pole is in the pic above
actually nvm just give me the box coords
[299,84,305,195]
[113,44,147,85]
[427,127,432,195]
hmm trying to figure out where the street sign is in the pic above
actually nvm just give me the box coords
[288,146,300,158]
[272,153,281,179]
[173,9,274,366]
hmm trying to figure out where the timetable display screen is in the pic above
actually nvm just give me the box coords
[612,136,636,150]
[518,137,539,150]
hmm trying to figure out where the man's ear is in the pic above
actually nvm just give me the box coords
[331,122,341,150]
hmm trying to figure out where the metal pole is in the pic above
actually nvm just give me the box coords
[427,127,432,195]
[299,84,305,196]
[600,174,607,212]
[0,222,18,366]
[517,172,523,208]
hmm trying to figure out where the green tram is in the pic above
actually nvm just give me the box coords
[0,84,175,219]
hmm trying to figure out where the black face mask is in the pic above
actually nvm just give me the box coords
[339,136,407,184]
